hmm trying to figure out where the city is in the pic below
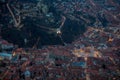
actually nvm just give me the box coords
[0,0,120,80]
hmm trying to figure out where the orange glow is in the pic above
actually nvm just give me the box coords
[108,38,113,42]
[94,51,102,58]
[80,49,84,53]
[94,54,97,58]
[74,49,84,53]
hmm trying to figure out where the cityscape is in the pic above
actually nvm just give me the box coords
[0,0,120,80]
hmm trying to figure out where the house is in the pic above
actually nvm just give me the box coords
[0,52,12,60]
